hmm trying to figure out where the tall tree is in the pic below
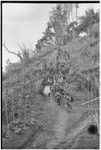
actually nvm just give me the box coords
[35,3,80,52]
[75,4,79,22]
[35,4,68,52]
[63,4,74,24]
[49,4,66,46]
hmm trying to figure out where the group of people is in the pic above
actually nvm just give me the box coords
[41,71,73,111]
[38,49,73,111]
[51,82,73,111]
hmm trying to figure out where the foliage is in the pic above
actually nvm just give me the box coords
[35,22,55,52]
[2,5,99,149]
[75,9,99,34]
[3,43,34,77]
[88,23,99,39]
[35,7,99,54]
[35,4,77,52]
[16,43,33,67]
[5,60,22,77]
[3,30,99,127]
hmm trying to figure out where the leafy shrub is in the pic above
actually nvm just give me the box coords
[88,23,99,39]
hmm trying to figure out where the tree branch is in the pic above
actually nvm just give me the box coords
[82,97,99,105]
[3,42,20,56]
[3,42,23,61]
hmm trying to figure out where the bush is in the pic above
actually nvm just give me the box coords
[88,23,99,39]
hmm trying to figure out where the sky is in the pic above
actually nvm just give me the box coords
[2,3,99,71]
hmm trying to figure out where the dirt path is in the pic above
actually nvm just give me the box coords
[64,116,92,142]
[54,108,68,141]
[47,100,70,148]
[53,115,92,149]
[47,100,93,149]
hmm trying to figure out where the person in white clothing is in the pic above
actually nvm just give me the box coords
[42,76,54,100]
[43,85,51,100]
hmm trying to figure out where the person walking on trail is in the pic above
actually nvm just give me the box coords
[42,75,54,100]
[44,85,51,100]
[54,88,73,111]
[66,96,72,111]
[55,91,62,105]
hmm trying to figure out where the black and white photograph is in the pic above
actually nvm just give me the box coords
[1,1,100,149]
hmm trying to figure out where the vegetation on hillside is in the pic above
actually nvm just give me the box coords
[2,4,99,149]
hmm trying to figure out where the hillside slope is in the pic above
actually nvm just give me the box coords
[2,34,99,149]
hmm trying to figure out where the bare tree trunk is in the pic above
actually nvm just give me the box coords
[75,4,79,22]
[70,4,73,22]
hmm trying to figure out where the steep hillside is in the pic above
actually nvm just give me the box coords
[2,33,99,149]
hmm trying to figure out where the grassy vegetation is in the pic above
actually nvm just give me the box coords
[2,19,99,149]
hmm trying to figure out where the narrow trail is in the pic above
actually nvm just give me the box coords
[46,100,70,148]
[46,99,94,149]
[54,107,69,141]
[54,116,93,149]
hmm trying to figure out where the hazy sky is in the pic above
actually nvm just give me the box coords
[2,3,99,71]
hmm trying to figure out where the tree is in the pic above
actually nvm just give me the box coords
[35,3,80,53]
[69,4,73,22]
[35,22,55,53]
[3,42,32,67]
[63,4,74,24]
[75,8,99,35]
[75,4,79,22]
[3,42,23,62]
[35,4,69,52]
[49,4,66,46]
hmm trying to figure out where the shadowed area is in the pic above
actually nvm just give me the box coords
[87,124,98,135]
